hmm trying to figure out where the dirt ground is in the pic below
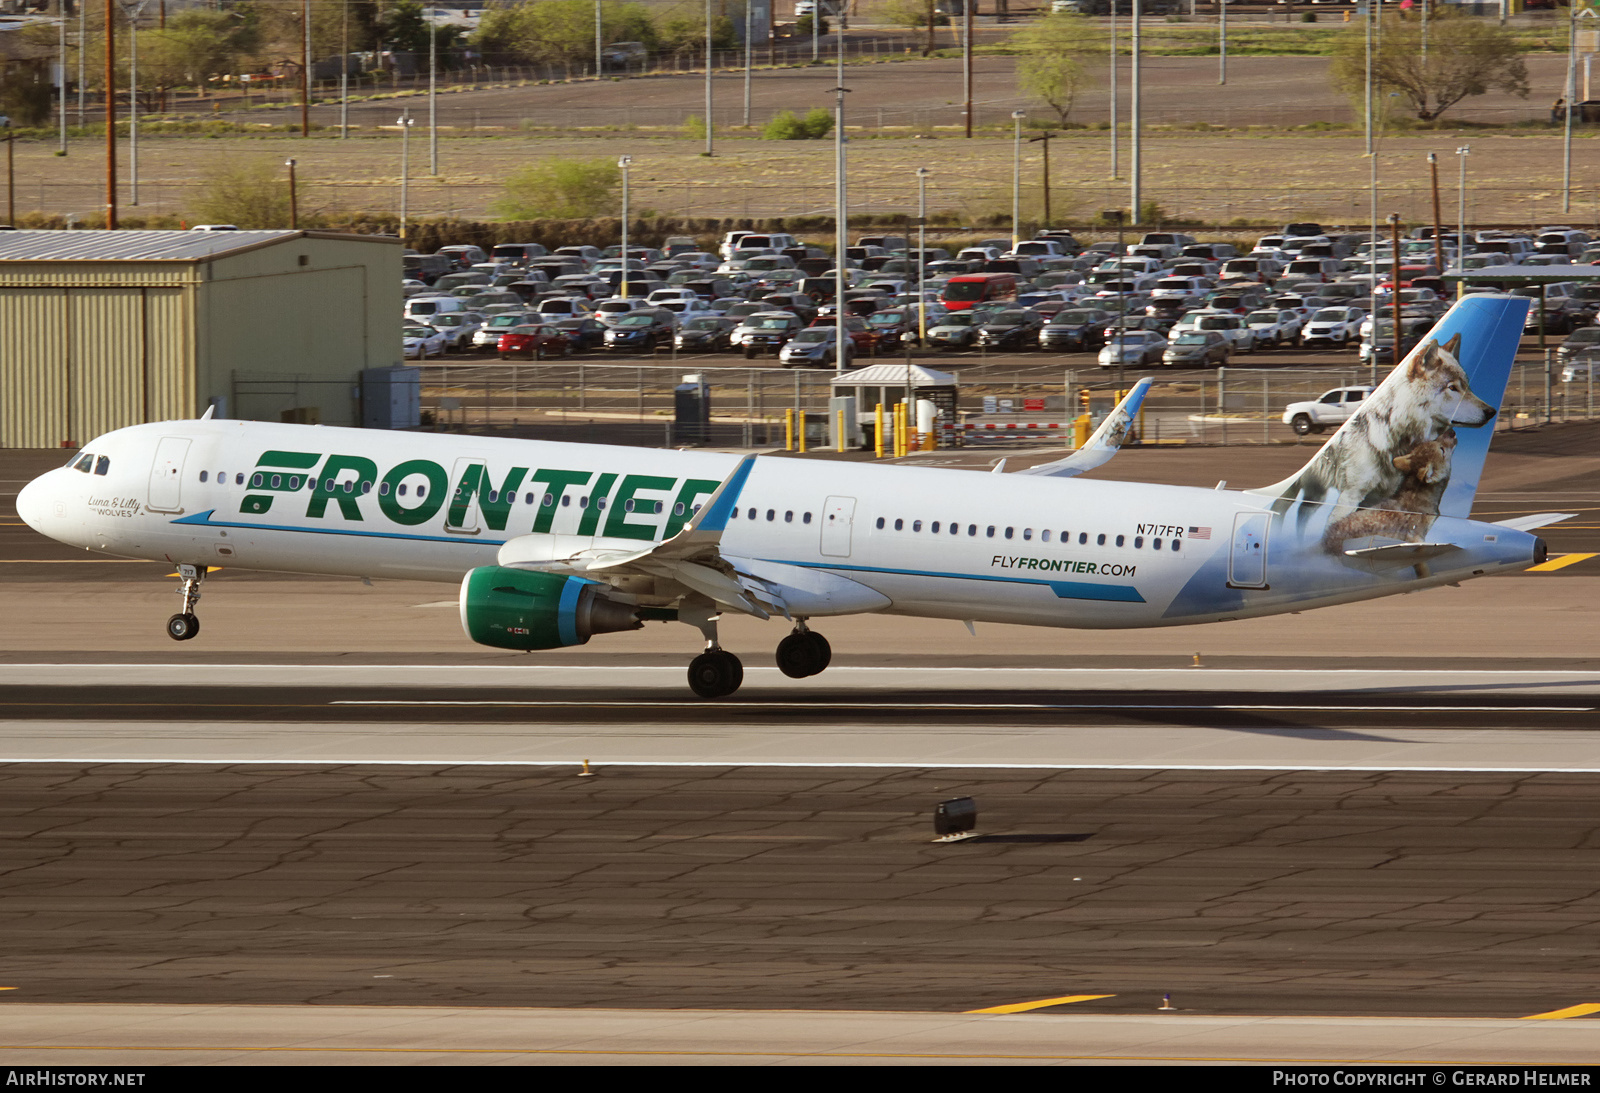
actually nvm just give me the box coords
[15,51,1594,230]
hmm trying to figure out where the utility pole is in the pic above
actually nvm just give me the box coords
[286,158,297,228]
[1428,152,1444,276]
[301,0,310,137]
[1028,131,1053,227]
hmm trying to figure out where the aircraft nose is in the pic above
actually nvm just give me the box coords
[15,471,56,535]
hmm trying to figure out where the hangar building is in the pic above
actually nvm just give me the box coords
[0,230,401,447]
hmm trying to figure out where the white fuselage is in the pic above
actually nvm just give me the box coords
[17,419,1542,632]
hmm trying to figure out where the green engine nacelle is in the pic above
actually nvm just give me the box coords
[459,566,642,651]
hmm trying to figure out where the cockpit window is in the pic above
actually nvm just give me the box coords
[72,453,93,473]
[95,456,110,475]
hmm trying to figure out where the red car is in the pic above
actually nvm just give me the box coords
[497,323,571,360]
[808,314,879,357]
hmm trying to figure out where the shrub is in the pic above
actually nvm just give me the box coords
[762,107,833,140]
[491,158,621,220]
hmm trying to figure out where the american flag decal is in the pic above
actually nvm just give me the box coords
[1189,526,1212,539]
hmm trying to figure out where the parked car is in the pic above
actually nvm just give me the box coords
[675,315,738,353]
[1098,330,1169,368]
[604,310,676,352]
[1282,385,1375,435]
[496,323,571,360]
[1161,329,1229,369]
[779,326,854,368]
[974,308,1047,351]
[1039,307,1116,352]
[1300,306,1368,348]
[734,312,806,357]
[403,323,450,359]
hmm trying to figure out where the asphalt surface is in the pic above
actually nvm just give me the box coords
[3,439,1600,1030]
[2,760,1600,1018]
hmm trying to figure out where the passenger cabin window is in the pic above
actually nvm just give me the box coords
[199,471,208,483]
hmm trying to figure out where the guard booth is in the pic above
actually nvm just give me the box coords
[829,363,958,449]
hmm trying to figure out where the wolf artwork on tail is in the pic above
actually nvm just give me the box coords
[1255,295,1529,559]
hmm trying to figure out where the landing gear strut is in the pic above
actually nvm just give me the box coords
[682,598,744,698]
[166,564,207,642]
[775,624,831,679]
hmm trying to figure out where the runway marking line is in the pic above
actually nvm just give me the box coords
[331,700,1589,712]
[1522,1003,1600,1019]
[1527,553,1597,572]
[967,994,1114,1015]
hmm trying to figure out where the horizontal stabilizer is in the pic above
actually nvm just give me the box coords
[1343,542,1462,565]
[1014,378,1151,479]
[1493,513,1575,533]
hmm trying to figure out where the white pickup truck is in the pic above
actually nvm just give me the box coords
[1282,385,1375,436]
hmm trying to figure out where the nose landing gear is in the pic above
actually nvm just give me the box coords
[166,564,207,641]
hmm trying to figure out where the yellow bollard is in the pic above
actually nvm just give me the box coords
[836,408,846,453]
[798,411,807,453]
[874,403,885,459]
[1074,413,1091,449]
[895,403,906,458]
[785,408,795,452]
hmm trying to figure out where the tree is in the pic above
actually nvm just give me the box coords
[1012,13,1100,128]
[875,0,946,55]
[492,158,621,220]
[191,159,292,229]
[473,1,659,67]
[1329,11,1528,123]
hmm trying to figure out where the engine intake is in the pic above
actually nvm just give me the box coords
[460,566,642,651]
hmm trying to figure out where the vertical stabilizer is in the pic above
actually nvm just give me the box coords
[1251,294,1529,553]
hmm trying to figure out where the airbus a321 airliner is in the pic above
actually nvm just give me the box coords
[16,295,1569,697]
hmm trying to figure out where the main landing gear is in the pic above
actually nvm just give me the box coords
[166,564,207,641]
[775,624,831,679]
[682,613,833,699]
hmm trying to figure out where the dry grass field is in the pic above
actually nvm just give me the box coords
[14,49,1594,231]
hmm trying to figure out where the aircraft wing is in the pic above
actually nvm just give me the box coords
[495,455,889,620]
[1012,377,1153,479]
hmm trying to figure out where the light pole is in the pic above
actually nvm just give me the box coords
[286,158,297,228]
[429,6,439,175]
[743,0,753,127]
[916,166,929,350]
[704,0,714,156]
[125,0,148,205]
[595,0,603,76]
[104,0,116,229]
[1563,0,1577,213]
[1456,144,1470,288]
[397,112,414,241]
[1109,2,1117,176]
[1010,109,1025,249]
[618,154,632,299]
[1218,0,1227,85]
[1131,0,1141,221]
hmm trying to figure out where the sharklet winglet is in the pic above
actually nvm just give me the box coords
[1013,377,1152,479]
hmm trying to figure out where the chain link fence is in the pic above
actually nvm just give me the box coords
[234,353,1600,450]
[417,360,839,447]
